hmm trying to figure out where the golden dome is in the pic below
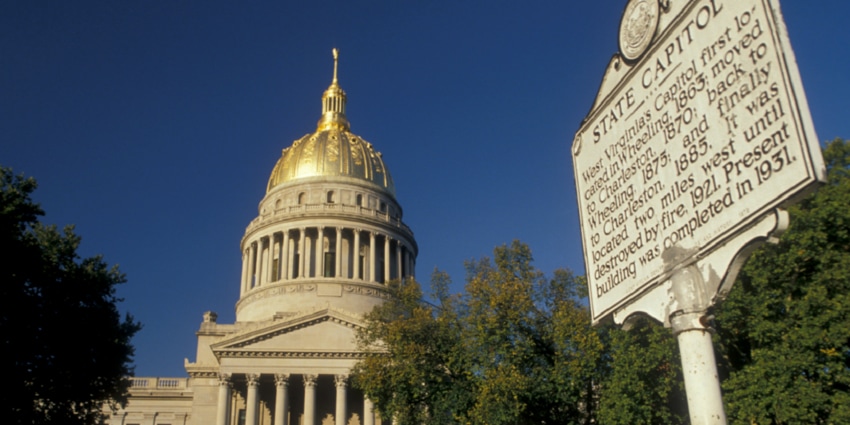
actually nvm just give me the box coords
[266,49,396,196]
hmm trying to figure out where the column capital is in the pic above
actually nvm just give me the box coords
[218,373,231,385]
[246,373,260,387]
[304,374,318,388]
[274,373,290,386]
[334,374,348,388]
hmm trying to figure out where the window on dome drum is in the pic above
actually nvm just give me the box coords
[327,191,335,203]
[379,201,387,213]
[298,192,305,205]
[359,254,365,279]
[324,252,335,277]
[238,409,246,425]
[356,194,363,206]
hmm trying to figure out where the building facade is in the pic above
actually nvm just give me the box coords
[107,50,416,425]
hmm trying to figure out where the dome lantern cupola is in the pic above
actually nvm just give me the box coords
[317,48,350,132]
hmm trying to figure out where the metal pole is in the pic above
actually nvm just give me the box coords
[671,311,726,424]
[669,265,727,425]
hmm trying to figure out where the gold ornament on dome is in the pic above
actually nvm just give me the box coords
[265,49,396,196]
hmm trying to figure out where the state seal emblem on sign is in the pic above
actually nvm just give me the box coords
[619,0,659,61]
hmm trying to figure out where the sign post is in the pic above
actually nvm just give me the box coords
[572,0,826,423]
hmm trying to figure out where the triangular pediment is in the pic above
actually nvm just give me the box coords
[210,307,365,359]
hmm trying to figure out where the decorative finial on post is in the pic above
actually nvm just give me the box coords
[332,48,339,84]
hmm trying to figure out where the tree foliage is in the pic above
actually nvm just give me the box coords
[354,241,606,425]
[1,167,141,425]
[714,138,850,424]
[596,319,686,425]
[352,275,472,425]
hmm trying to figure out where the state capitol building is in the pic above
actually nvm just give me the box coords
[106,50,417,425]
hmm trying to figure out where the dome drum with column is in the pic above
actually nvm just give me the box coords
[237,54,417,322]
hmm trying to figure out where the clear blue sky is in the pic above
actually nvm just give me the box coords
[2,1,847,377]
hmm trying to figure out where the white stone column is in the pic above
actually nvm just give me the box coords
[303,374,318,425]
[246,373,260,425]
[353,229,361,281]
[241,249,249,295]
[260,238,270,286]
[215,373,231,425]
[383,236,391,283]
[305,231,313,277]
[249,242,257,289]
[254,241,262,287]
[287,232,295,280]
[317,227,325,278]
[363,397,374,425]
[274,374,289,425]
[299,228,307,278]
[369,232,377,283]
[335,227,343,278]
[282,231,290,281]
[334,375,347,425]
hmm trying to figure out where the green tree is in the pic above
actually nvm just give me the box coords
[715,138,850,424]
[353,274,474,425]
[596,319,686,425]
[462,242,604,425]
[353,241,604,425]
[1,167,141,425]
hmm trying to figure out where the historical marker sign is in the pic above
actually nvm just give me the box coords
[573,0,826,324]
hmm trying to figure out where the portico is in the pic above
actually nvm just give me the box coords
[214,373,376,425]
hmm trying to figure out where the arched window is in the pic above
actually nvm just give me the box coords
[327,191,335,203]
[356,194,363,206]
[298,192,306,205]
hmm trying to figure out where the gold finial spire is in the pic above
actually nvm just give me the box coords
[332,48,339,84]
[317,48,350,131]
